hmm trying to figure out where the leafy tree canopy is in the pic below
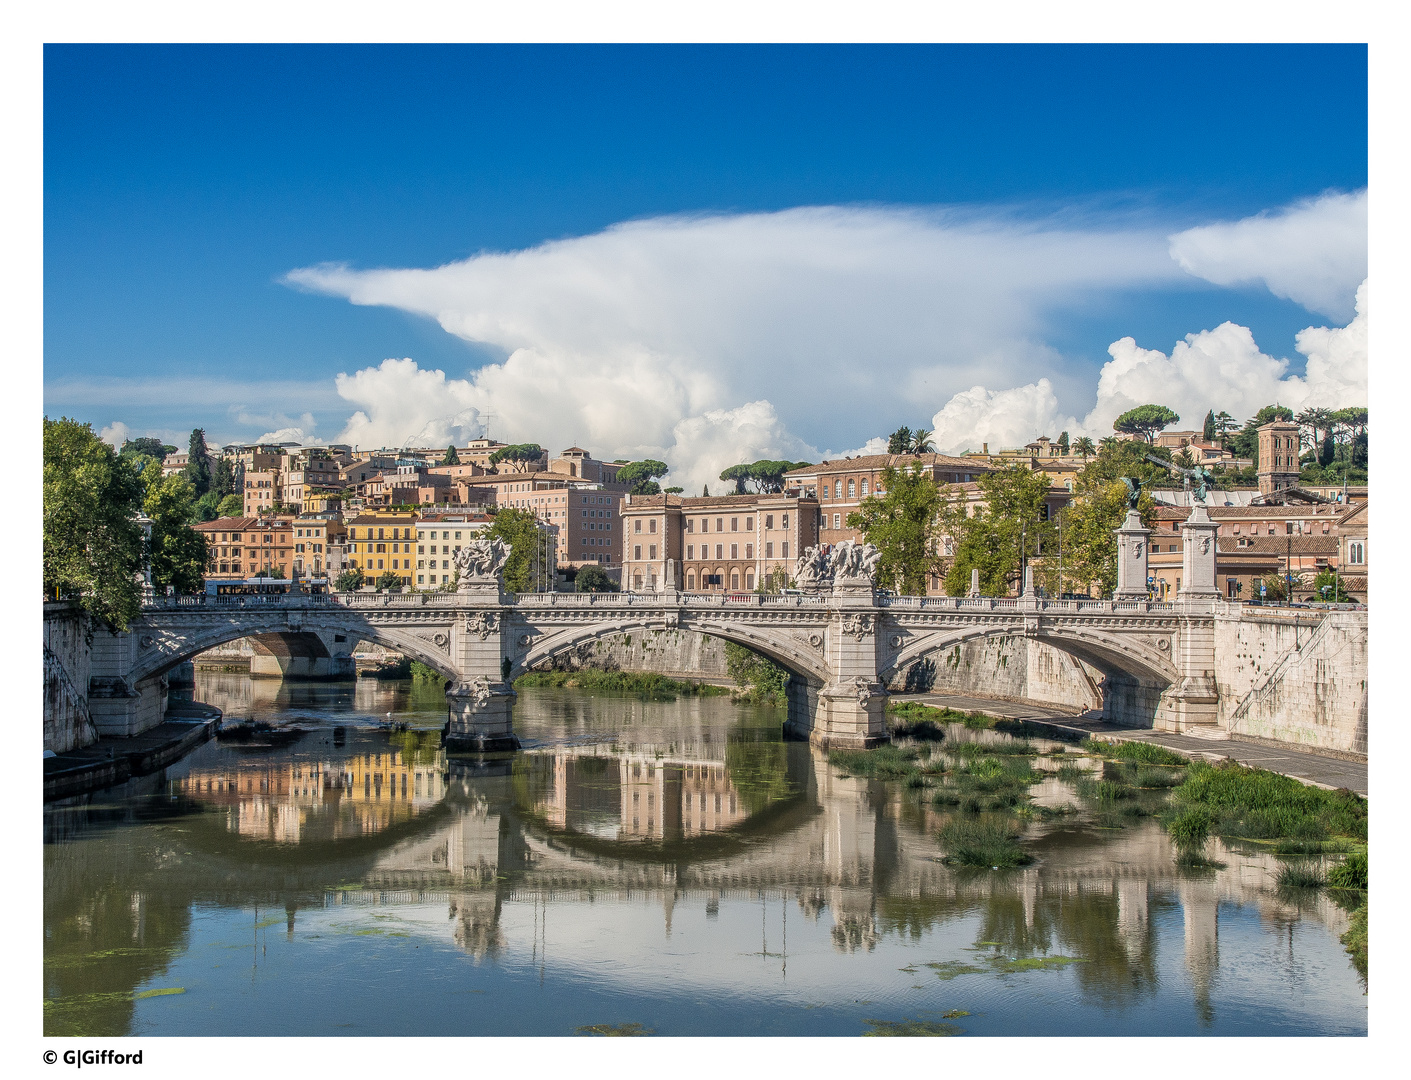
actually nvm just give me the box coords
[143,469,208,594]
[887,426,913,454]
[1203,410,1216,441]
[334,567,364,592]
[574,565,618,593]
[217,494,244,517]
[718,459,812,494]
[209,456,239,499]
[441,444,461,465]
[375,569,402,592]
[846,463,945,595]
[1112,404,1180,443]
[617,458,669,495]
[44,417,146,630]
[120,437,176,461]
[183,428,212,496]
[942,465,1059,597]
[487,443,543,470]
[487,507,543,592]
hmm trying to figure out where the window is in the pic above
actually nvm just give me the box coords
[649,519,657,534]
[687,572,696,590]
[745,543,753,558]
[782,514,788,529]
[1349,541,1364,564]
[634,545,642,560]
[649,544,657,559]
[701,518,708,532]
[715,544,723,559]
[766,542,774,558]
[746,572,755,590]
[745,518,753,530]
[781,542,788,559]
[716,518,723,532]
[765,515,774,530]
[730,543,738,559]
[686,518,694,532]
[847,479,855,498]
[1286,522,1294,534]
[687,544,694,560]
[833,513,841,529]
[634,519,642,533]
[833,480,841,498]
[731,572,740,590]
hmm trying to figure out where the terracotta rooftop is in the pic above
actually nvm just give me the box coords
[784,453,988,475]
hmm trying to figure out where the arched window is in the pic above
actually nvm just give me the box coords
[687,572,696,590]
[731,572,740,590]
[847,479,855,498]
[834,480,841,498]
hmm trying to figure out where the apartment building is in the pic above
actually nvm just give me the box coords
[290,515,347,580]
[343,512,422,587]
[195,516,296,580]
[243,469,281,516]
[619,491,820,593]
[414,513,494,588]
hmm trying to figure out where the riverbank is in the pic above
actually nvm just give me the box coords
[44,702,221,800]
[899,691,1368,796]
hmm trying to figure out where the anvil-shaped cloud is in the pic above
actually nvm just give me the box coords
[286,195,1365,493]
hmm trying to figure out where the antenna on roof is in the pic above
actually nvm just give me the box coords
[481,412,496,441]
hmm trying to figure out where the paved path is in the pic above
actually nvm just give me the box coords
[903,692,1368,796]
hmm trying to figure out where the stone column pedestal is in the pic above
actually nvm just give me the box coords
[445,680,520,752]
[1113,509,1151,599]
[1156,595,1226,737]
[814,588,888,748]
[1180,503,1221,598]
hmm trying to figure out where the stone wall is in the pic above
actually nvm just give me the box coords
[531,629,732,681]
[888,635,1104,713]
[1216,610,1368,754]
[44,602,97,753]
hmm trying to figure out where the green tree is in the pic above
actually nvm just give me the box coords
[334,567,364,592]
[44,417,146,630]
[142,470,208,594]
[1051,476,1156,598]
[1213,411,1236,445]
[617,459,669,495]
[1112,404,1180,443]
[663,486,684,494]
[486,442,543,471]
[702,484,710,496]
[192,491,222,522]
[1312,568,1347,603]
[942,465,1058,596]
[1057,431,1070,454]
[845,462,945,595]
[217,493,243,517]
[183,428,212,496]
[719,459,812,494]
[909,429,935,454]
[887,426,913,454]
[375,569,401,591]
[209,456,239,500]
[1072,436,1096,460]
[441,444,461,465]
[723,642,790,705]
[487,507,542,592]
[575,565,618,592]
[1203,410,1216,441]
[120,437,176,461]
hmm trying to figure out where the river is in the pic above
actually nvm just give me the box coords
[43,672,1366,1037]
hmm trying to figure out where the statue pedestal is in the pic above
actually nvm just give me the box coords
[1114,509,1151,599]
[445,681,520,752]
[1179,503,1220,598]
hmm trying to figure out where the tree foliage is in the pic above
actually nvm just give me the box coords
[1049,474,1157,598]
[441,444,460,465]
[142,470,207,594]
[574,565,618,592]
[487,507,542,592]
[887,426,913,454]
[217,494,244,517]
[183,428,212,496]
[375,569,402,592]
[44,417,146,630]
[209,456,239,500]
[335,567,364,592]
[718,459,812,494]
[1203,410,1216,441]
[845,463,945,595]
[120,437,176,461]
[942,465,1058,596]
[487,443,543,471]
[1112,404,1180,443]
[617,458,669,495]
[723,642,790,705]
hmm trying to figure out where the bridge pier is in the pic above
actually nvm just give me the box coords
[444,584,521,753]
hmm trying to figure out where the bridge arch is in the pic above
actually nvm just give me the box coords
[126,613,461,687]
[513,616,832,686]
[884,624,1178,720]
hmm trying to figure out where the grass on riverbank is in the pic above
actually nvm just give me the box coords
[1081,738,1189,767]
[1170,759,1366,842]
[514,670,732,698]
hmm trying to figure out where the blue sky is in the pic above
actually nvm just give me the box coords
[44,44,1367,487]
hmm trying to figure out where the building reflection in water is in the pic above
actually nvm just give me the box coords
[176,746,448,843]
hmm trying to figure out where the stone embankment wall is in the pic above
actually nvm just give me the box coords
[888,636,1104,713]
[1217,610,1368,755]
[530,629,732,681]
[44,602,98,753]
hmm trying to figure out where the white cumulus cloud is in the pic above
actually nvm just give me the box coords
[98,421,131,450]
[920,281,1367,453]
[1168,190,1366,320]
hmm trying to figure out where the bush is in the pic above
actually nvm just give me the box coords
[938,817,1032,868]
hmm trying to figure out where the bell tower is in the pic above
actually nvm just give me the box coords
[1257,421,1301,496]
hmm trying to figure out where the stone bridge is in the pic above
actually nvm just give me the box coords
[93,580,1222,751]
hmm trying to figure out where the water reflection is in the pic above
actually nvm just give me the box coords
[42,678,1365,1037]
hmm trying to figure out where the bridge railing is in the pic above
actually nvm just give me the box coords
[877,595,1175,614]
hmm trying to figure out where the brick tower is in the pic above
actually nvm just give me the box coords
[1257,421,1301,496]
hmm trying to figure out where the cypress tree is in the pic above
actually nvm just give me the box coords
[183,428,212,497]
[1203,410,1216,441]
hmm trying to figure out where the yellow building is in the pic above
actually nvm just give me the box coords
[344,511,421,587]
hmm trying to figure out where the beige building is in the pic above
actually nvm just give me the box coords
[243,469,281,516]
[619,491,820,593]
[414,512,494,588]
[291,515,346,580]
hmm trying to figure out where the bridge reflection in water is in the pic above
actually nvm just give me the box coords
[44,696,1363,1036]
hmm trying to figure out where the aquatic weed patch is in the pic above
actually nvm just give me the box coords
[1328,849,1368,891]
[1173,760,1366,841]
[1081,738,1188,766]
[1276,859,1327,890]
[937,817,1032,868]
[577,1022,654,1036]
[862,1017,962,1036]
[829,744,925,780]
[515,670,729,699]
